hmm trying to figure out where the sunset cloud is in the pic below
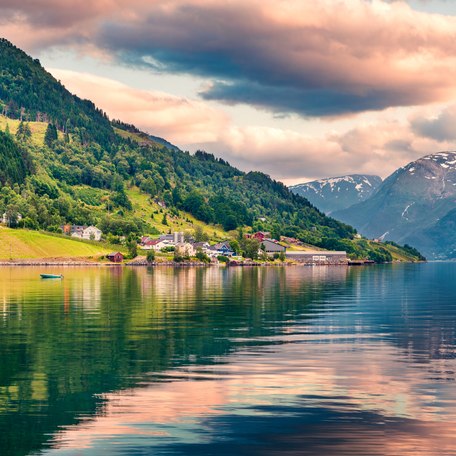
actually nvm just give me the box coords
[53,69,455,184]
[3,1,456,117]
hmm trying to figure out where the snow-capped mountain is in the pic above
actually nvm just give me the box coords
[290,174,382,214]
[333,152,456,259]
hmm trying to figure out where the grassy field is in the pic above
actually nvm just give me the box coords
[127,187,229,240]
[0,115,50,146]
[0,227,117,260]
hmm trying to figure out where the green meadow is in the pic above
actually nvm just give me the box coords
[0,227,116,260]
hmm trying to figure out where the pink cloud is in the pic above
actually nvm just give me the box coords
[52,69,455,184]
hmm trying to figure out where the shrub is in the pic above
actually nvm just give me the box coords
[195,249,210,263]
[146,250,155,262]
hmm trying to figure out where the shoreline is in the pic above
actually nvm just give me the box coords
[0,257,423,267]
[0,260,380,267]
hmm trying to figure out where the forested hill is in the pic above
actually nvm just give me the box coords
[0,130,32,185]
[0,38,423,261]
[0,38,116,149]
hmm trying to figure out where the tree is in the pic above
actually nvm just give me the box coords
[146,250,155,263]
[229,240,240,255]
[240,238,260,260]
[16,121,31,141]
[194,225,208,242]
[44,123,58,146]
[162,213,168,225]
[259,250,269,262]
[195,248,210,263]
[126,239,138,259]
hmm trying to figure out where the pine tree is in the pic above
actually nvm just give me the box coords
[44,123,58,146]
[16,121,32,140]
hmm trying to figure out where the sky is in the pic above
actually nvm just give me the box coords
[2,0,456,184]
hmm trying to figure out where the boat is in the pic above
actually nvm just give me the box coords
[40,274,64,279]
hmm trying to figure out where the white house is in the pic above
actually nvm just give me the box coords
[82,226,103,241]
[175,242,195,257]
[155,239,175,251]
[71,226,102,241]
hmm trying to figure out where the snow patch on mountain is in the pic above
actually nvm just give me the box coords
[290,174,382,214]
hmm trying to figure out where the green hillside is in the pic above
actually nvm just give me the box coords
[0,227,116,260]
[0,38,424,262]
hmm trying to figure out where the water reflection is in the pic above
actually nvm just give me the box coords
[0,264,455,455]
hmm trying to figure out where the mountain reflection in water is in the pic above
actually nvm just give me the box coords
[0,264,455,455]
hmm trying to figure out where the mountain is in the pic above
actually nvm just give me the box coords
[290,174,382,214]
[333,152,456,259]
[0,38,423,262]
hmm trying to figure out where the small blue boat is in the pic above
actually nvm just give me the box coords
[40,274,63,279]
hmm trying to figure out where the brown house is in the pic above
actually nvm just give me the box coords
[107,252,124,263]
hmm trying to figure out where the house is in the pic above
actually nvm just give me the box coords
[158,232,185,244]
[175,242,195,257]
[192,242,211,252]
[209,241,235,257]
[156,239,175,251]
[107,252,124,263]
[2,212,22,226]
[247,231,271,242]
[69,225,86,238]
[68,225,102,241]
[140,237,160,250]
[280,236,304,246]
[261,239,286,254]
[285,251,348,265]
[82,226,102,241]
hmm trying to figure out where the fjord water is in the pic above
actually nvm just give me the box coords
[1,264,456,455]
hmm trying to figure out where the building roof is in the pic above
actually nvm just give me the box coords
[285,250,347,255]
[212,241,233,250]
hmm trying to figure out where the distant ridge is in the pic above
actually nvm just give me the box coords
[333,152,456,259]
[290,174,382,214]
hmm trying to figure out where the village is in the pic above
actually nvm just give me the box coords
[52,218,349,265]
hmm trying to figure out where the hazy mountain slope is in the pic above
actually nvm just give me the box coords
[334,152,456,258]
[290,174,382,213]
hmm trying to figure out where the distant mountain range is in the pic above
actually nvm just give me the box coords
[290,174,382,214]
[330,152,456,259]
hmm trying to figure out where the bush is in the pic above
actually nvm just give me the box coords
[217,255,229,263]
[173,250,185,262]
[161,246,175,253]
[126,239,138,259]
[195,249,210,263]
[146,250,155,262]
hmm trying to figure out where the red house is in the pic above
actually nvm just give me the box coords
[107,252,124,263]
[247,231,271,242]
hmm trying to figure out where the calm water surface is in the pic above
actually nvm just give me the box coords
[1,264,456,455]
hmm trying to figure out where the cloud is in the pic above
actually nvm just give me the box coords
[3,1,456,117]
[52,69,229,144]
[411,104,456,141]
[53,69,456,185]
